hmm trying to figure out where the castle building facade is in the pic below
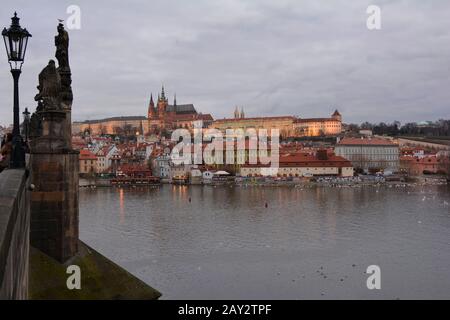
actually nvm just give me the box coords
[211,109,342,138]
[211,115,296,138]
[72,116,148,136]
[293,110,342,136]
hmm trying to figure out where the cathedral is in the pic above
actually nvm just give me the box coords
[147,86,213,133]
[73,86,214,136]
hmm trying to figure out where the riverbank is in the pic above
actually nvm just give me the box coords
[80,175,448,189]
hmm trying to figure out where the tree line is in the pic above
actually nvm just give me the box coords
[346,119,450,137]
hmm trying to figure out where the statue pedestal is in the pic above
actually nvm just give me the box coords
[31,110,70,153]
[30,110,79,263]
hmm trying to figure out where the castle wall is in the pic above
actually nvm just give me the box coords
[75,119,148,136]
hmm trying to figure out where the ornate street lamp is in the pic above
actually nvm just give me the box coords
[2,12,31,168]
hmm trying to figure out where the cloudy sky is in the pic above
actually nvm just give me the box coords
[1,0,449,126]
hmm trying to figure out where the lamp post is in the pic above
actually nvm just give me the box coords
[2,12,31,168]
[22,107,30,143]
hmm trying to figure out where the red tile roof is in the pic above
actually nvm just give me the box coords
[278,153,352,166]
[294,118,338,123]
[338,137,396,146]
[242,152,352,168]
[213,116,294,123]
[79,149,97,160]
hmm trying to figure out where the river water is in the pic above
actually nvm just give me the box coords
[79,184,450,299]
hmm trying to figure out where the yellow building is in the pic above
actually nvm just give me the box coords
[211,109,342,138]
[73,116,148,136]
[211,116,295,138]
[79,149,98,174]
[293,110,342,136]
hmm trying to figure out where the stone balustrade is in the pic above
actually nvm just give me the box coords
[0,168,30,299]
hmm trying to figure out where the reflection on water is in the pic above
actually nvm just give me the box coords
[79,185,450,299]
[119,188,125,225]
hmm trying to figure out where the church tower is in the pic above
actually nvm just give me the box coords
[234,106,239,119]
[332,109,342,122]
[240,107,245,118]
[148,93,156,119]
[157,85,168,117]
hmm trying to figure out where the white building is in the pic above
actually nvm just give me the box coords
[240,151,354,177]
[95,145,119,173]
[152,154,171,179]
[335,137,399,173]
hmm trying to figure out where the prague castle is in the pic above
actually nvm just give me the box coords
[73,86,342,138]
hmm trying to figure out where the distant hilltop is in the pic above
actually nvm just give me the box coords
[72,86,342,138]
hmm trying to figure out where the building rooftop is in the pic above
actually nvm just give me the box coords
[166,104,196,114]
[171,113,214,122]
[332,109,341,116]
[74,116,147,124]
[294,118,339,123]
[242,152,352,168]
[338,137,396,146]
[79,149,97,160]
[214,116,295,123]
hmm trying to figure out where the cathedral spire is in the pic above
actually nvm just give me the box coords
[148,93,156,118]
[174,93,177,106]
[149,93,154,106]
[161,85,166,100]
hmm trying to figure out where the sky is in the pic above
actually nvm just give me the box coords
[0,0,449,127]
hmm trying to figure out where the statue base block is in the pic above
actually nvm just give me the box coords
[30,150,79,263]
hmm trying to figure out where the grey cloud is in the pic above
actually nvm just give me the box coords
[1,0,449,126]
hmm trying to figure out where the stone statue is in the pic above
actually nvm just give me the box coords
[55,22,73,108]
[30,59,68,151]
[55,23,70,72]
[29,101,44,139]
[34,59,62,111]
[29,22,73,142]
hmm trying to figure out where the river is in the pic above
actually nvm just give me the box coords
[79,184,450,299]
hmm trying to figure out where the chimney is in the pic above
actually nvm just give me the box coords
[317,149,328,160]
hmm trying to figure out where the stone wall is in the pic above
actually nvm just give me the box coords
[0,169,30,300]
[398,138,450,151]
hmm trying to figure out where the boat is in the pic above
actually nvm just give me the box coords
[172,176,189,185]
